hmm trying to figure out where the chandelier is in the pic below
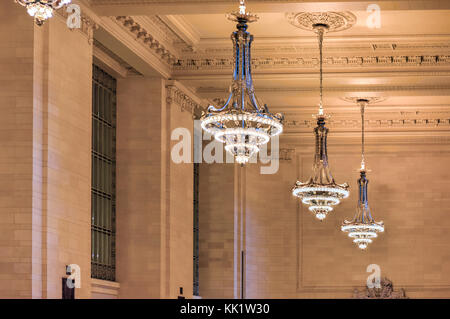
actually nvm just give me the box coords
[200,0,284,165]
[292,23,349,221]
[341,99,384,250]
[16,0,71,26]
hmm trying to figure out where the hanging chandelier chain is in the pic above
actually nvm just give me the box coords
[358,99,367,171]
[361,102,365,168]
[318,28,325,115]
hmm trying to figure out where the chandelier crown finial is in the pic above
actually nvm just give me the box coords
[228,0,259,24]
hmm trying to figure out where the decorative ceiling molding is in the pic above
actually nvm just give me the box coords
[198,84,450,94]
[341,97,387,104]
[55,3,99,44]
[132,16,184,52]
[93,39,142,77]
[159,15,201,50]
[286,12,357,32]
[115,16,178,65]
[190,37,450,55]
[281,107,450,136]
[166,80,206,117]
[284,117,450,130]
[174,54,450,72]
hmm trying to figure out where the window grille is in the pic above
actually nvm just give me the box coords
[193,163,200,296]
[91,64,117,281]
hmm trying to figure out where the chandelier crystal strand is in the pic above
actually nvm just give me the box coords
[16,0,71,26]
[292,23,349,221]
[341,99,384,250]
[200,0,284,165]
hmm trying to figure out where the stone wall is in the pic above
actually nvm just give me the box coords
[243,141,450,298]
[0,2,93,298]
[116,79,195,298]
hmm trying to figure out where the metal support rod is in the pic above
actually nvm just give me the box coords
[318,28,324,113]
[357,99,368,170]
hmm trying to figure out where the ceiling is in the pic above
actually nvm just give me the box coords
[88,0,450,143]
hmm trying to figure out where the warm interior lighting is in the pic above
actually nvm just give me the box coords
[16,0,71,25]
[292,22,349,221]
[341,99,384,250]
[200,0,283,165]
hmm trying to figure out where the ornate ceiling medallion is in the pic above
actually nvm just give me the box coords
[286,12,357,33]
[341,99,384,250]
[341,97,387,105]
[200,0,284,165]
[16,0,71,26]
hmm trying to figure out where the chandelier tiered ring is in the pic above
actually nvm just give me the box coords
[200,0,284,165]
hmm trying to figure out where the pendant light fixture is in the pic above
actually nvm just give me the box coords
[16,0,72,26]
[200,0,284,165]
[341,99,384,250]
[292,22,349,221]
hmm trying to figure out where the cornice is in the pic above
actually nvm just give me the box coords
[174,54,450,72]
[115,16,178,65]
[132,16,185,54]
[280,107,450,138]
[55,1,99,44]
[93,40,142,77]
[284,117,450,130]
[165,80,206,117]
[159,15,201,50]
[198,84,450,94]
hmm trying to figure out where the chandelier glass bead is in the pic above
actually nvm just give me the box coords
[200,0,284,165]
[16,0,71,26]
[292,24,349,221]
[341,99,384,250]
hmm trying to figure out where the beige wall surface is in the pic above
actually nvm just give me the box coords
[116,79,195,299]
[198,163,236,298]
[0,1,36,299]
[41,15,93,300]
[241,142,450,299]
[3,0,450,300]
[0,2,92,299]
[167,93,194,299]
[116,77,165,298]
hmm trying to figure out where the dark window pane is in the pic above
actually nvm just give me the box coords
[91,65,116,281]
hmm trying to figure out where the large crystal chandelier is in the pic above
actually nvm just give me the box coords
[292,23,349,221]
[200,0,284,165]
[16,0,71,26]
[341,99,384,250]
